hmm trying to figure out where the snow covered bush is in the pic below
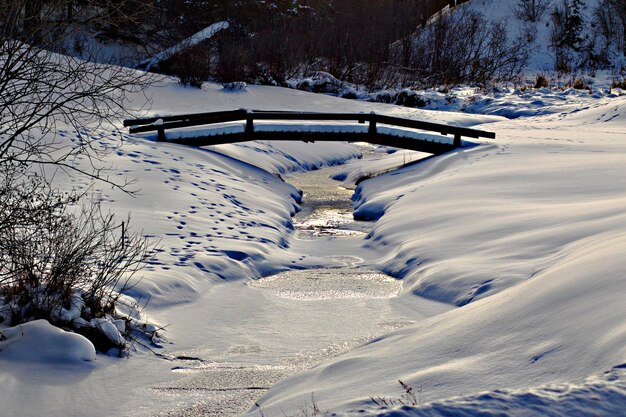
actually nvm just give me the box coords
[222,81,248,90]
[0,164,157,353]
[294,72,360,96]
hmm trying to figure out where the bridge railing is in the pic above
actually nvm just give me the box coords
[124,109,496,147]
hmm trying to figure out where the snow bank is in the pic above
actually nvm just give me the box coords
[213,140,361,175]
[368,83,626,117]
[342,368,626,417]
[354,98,626,305]
[248,97,626,415]
[332,145,432,187]
[0,320,96,363]
[60,132,304,308]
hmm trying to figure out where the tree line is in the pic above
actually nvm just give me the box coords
[5,0,626,88]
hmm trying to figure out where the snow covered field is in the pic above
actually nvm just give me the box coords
[1,73,625,417]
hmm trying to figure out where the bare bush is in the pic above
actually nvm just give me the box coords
[370,380,424,408]
[572,77,586,89]
[160,43,214,88]
[612,79,626,89]
[0,164,156,350]
[535,74,550,88]
[408,9,529,87]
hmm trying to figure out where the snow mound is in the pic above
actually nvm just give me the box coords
[0,320,96,363]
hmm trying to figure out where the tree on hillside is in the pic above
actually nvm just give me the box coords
[515,0,553,22]
[408,9,529,86]
[593,1,620,62]
[550,0,586,71]
[604,0,626,54]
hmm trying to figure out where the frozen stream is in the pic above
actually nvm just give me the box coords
[130,148,450,416]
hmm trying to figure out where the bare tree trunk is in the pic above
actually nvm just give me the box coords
[23,0,44,43]
[623,21,626,55]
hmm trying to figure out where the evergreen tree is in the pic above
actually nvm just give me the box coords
[552,0,585,51]
[566,0,585,51]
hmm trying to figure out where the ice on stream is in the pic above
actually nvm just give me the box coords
[248,268,402,300]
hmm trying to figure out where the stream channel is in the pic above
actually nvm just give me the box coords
[136,146,449,416]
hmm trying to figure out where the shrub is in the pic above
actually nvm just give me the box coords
[572,78,586,89]
[222,81,248,91]
[535,74,550,88]
[612,79,626,89]
[160,44,213,88]
[0,165,157,352]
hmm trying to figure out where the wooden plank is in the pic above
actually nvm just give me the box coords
[124,109,248,127]
[251,111,369,124]
[167,131,456,154]
[129,114,246,134]
[373,114,496,139]
[249,111,495,139]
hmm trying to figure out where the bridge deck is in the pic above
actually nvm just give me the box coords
[124,110,496,154]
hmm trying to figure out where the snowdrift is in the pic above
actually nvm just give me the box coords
[0,320,96,363]
[249,97,626,415]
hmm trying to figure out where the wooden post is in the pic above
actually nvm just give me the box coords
[369,113,377,136]
[369,120,377,136]
[157,126,166,142]
[454,133,461,148]
[245,112,254,139]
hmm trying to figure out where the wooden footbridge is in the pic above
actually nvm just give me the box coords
[124,109,495,154]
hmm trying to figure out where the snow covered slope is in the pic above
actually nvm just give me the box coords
[464,0,618,72]
[249,97,626,415]
[343,367,626,417]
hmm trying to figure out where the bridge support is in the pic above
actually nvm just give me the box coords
[368,119,377,136]
[245,112,254,139]
[157,127,166,142]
